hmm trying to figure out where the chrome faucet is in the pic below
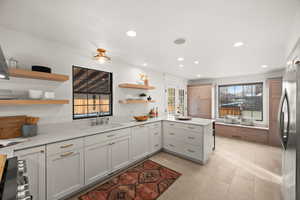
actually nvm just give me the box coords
[90,112,109,126]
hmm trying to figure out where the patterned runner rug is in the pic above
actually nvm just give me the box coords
[79,160,181,200]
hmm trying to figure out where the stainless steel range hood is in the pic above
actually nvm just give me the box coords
[0,45,9,80]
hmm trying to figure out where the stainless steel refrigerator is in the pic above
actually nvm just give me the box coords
[281,39,300,200]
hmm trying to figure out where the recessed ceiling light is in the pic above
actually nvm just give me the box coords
[196,74,201,78]
[126,30,137,37]
[142,63,148,66]
[233,42,244,47]
[261,65,268,68]
[179,64,184,68]
[177,57,184,61]
[194,61,199,64]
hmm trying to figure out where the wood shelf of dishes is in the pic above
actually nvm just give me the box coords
[118,83,155,90]
[119,99,156,104]
[8,68,69,82]
[0,99,69,105]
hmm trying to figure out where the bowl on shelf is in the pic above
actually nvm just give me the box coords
[28,89,43,99]
[134,116,148,122]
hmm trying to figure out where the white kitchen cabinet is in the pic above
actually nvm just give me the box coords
[111,136,131,171]
[84,141,111,185]
[131,125,150,161]
[15,146,46,200]
[47,148,84,200]
[149,123,162,154]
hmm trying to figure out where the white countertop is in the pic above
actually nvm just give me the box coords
[0,117,213,156]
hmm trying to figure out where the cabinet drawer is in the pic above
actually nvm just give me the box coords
[85,129,130,146]
[238,127,268,144]
[182,124,202,132]
[163,138,183,154]
[153,142,162,152]
[47,138,84,156]
[164,128,181,140]
[149,122,161,129]
[164,121,183,129]
[183,131,203,145]
[182,143,203,160]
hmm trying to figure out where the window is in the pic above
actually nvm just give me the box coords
[73,66,113,119]
[218,83,263,121]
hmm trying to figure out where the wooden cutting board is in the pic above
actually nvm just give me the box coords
[0,155,7,181]
[0,115,27,139]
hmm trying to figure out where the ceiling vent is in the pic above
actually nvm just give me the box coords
[174,38,186,45]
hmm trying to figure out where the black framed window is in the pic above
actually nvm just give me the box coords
[72,66,113,119]
[218,82,263,121]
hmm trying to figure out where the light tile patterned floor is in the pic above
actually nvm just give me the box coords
[68,136,282,200]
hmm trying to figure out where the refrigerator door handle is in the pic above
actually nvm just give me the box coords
[278,89,290,149]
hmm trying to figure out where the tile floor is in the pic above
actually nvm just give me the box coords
[68,136,282,200]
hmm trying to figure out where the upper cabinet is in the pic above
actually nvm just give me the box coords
[187,84,212,119]
[268,78,282,146]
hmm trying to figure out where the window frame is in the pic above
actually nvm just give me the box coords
[72,65,113,120]
[217,82,263,121]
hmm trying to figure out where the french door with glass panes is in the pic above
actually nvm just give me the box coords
[166,88,186,116]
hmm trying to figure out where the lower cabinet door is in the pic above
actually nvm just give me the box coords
[85,142,111,185]
[15,146,46,200]
[47,149,84,200]
[111,137,130,172]
[150,130,162,153]
[131,125,150,161]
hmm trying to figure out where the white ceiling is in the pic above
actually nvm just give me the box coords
[0,0,299,79]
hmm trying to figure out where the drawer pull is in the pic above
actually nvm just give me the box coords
[60,152,74,157]
[169,133,175,135]
[154,144,159,147]
[169,124,175,126]
[109,142,115,145]
[139,125,145,128]
[60,144,73,149]
[107,134,115,138]
[154,132,159,135]
[188,127,196,129]
[187,149,195,153]
[169,144,175,147]
[188,136,195,140]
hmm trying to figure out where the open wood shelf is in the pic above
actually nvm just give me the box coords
[118,83,155,90]
[119,99,156,104]
[0,99,69,105]
[9,68,69,82]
